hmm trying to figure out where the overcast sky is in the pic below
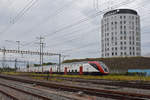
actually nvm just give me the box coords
[0,0,150,64]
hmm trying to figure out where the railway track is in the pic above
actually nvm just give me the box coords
[12,74,150,90]
[0,74,150,100]
[0,89,18,100]
[0,82,51,100]
[0,77,78,100]
[50,76,150,90]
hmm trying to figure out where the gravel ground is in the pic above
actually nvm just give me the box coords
[0,85,42,100]
[2,74,149,100]
[0,74,150,100]
[0,78,72,100]
[50,80,150,95]
[0,78,115,100]
[0,92,13,100]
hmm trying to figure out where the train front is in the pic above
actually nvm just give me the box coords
[88,61,109,75]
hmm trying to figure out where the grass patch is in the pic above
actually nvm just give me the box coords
[1,72,150,81]
[1,72,21,75]
[50,74,150,81]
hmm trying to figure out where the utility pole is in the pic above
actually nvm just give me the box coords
[58,54,61,72]
[14,58,17,72]
[2,47,6,69]
[41,42,44,72]
[16,41,20,51]
[16,41,20,70]
[37,36,45,73]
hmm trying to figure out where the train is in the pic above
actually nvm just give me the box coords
[19,61,109,75]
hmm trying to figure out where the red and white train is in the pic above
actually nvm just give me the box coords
[19,61,109,75]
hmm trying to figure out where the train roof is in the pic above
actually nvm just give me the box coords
[63,61,103,65]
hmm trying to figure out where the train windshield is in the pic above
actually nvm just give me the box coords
[89,63,99,71]
[99,62,109,72]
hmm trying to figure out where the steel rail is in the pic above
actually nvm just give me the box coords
[0,89,18,100]
[0,74,149,100]
[17,74,150,90]
[0,83,51,100]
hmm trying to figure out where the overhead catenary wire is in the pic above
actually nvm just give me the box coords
[0,0,39,35]
[46,0,147,47]
[21,0,79,47]
[43,0,137,38]
[46,0,150,56]
[21,0,139,56]
[22,0,78,34]
[42,0,145,44]
[20,0,139,48]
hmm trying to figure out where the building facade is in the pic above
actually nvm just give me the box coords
[101,9,141,58]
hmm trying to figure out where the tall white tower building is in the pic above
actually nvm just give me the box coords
[101,9,141,58]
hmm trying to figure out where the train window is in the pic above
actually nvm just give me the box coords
[100,62,108,72]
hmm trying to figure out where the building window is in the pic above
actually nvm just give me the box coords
[107,48,109,51]
[120,31,122,34]
[112,37,114,41]
[120,16,122,19]
[120,42,123,45]
[133,47,135,50]
[124,47,126,50]
[120,37,123,40]
[133,42,135,45]
[120,21,122,24]
[124,31,126,34]
[124,52,127,55]
[115,52,117,55]
[124,26,126,29]
[121,52,123,55]
[124,36,126,40]
[115,47,117,50]
[124,21,126,24]
[107,43,109,46]
[124,41,126,45]
[129,16,131,19]
[112,52,114,56]
[130,52,132,55]
[107,53,109,56]
[112,47,114,51]
[107,33,109,36]
[120,47,123,50]
[120,26,122,29]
